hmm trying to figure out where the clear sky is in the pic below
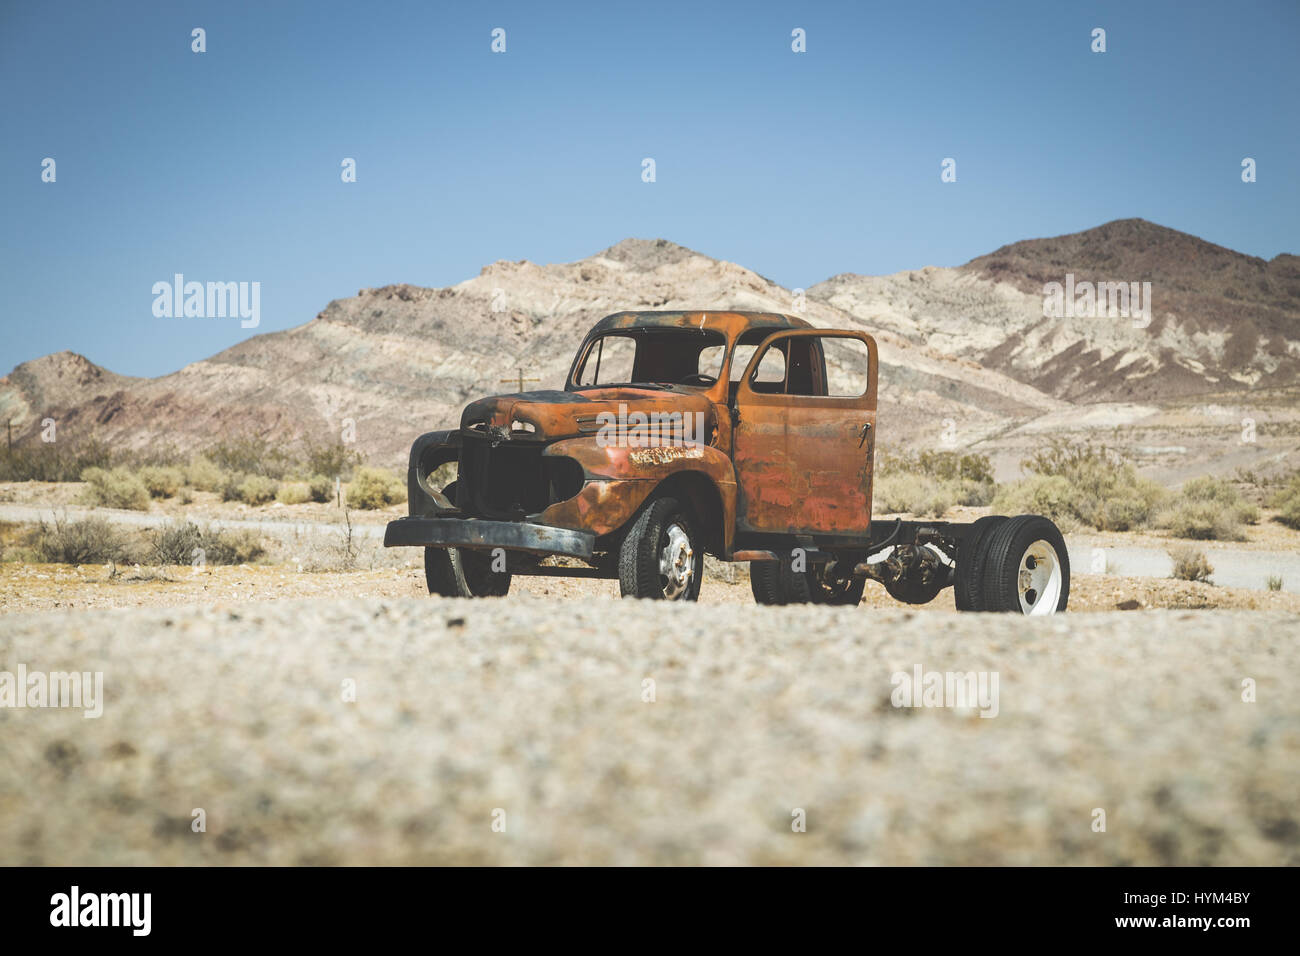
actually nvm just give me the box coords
[2,0,1297,378]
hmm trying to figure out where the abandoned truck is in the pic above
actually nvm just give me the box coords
[384,310,1069,614]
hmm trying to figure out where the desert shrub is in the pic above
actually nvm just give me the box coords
[1266,575,1283,592]
[28,516,126,564]
[124,443,187,469]
[307,474,335,503]
[185,455,227,492]
[276,482,311,505]
[301,439,364,480]
[233,474,279,506]
[206,434,295,480]
[148,521,265,566]
[874,473,955,518]
[79,466,150,511]
[1157,501,1245,541]
[1157,477,1255,541]
[0,437,114,482]
[990,475,1079,529]
[346,467,406,510]
[873,451,996,516]
[1168,546,1213,583]
[1178,477,1257,523]
[138,464,184,499]
[1270,475,1300,529]
[998,440,1165,531]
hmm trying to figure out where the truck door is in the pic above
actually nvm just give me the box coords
[731,329,877,538]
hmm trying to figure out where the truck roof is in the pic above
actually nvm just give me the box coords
[591,310,813,337]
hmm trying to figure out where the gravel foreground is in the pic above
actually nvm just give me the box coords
[1,598,1297,865]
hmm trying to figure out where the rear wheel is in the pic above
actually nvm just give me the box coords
[618,496,704,601]
[750,555,865,606]
[980,514,1069,614]
[954,515,1009,611]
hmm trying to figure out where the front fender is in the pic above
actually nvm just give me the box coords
[406,430,458,516]
[537,438,737,547]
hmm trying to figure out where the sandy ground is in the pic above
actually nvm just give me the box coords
[1,598,1297,865]
[3,487,1298,866]
[4,560,1300,615]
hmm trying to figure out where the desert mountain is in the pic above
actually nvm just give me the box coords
[2,222,1296,479]
[811,219,1300,402]
[0,351,140,438]
[0,239,1064,465]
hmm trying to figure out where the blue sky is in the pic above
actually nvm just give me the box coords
[2,0,1297,378]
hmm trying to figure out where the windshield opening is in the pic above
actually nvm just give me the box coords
[572,328,727,390]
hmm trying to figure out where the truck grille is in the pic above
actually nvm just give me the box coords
[455,433,583,518]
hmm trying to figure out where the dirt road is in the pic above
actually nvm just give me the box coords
[2,597,1296,865]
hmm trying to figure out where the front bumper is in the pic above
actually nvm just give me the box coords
[383,516,595,559]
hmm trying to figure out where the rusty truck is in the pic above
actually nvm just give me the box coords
[383,310,1069,613]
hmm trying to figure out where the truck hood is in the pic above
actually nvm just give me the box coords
[459,387,717,442]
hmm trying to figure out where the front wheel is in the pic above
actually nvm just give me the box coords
[618,496,704,600]
[424,547,512,598]
[423,480,512,598]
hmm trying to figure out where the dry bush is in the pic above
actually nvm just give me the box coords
[206,434,295,480]
[0,437,114,482]
[300,439,363,480]
[873,450,996,517]
[1270,475,1300,529]
[874,473,956,517]
[1168,546,1213,584]
[1157,477,1256,541]
[185,455,227,492]
[995,440,1165,531]
[276,482,312,505]
[990,475,1079,531]
[138,465,184,499]
[149,521,265,566]
[346,467,406,510]
[28,516,127,564]
[222,474,279,506]
[79,467,150,511]
[307,475,335,503]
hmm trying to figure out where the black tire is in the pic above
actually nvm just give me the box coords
[954,515,1009,611]
[980,514,1070,614]
[422,481,512,598]
[618,496,703,600]
[749,560,785,605]
[750,554,865,606]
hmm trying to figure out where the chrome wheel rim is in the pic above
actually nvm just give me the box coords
[659,522,694,599]
[1018,539,1062,615]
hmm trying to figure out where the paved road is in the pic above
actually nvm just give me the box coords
[1,598,1296,864]
[0,503,385,538]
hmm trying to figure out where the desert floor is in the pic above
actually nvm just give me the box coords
[1,486,1298,865]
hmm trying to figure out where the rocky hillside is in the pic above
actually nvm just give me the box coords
[0,239,1063,464]
[2,221,1295,474]
[811,219,1300,402]
[0,351,139,436]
